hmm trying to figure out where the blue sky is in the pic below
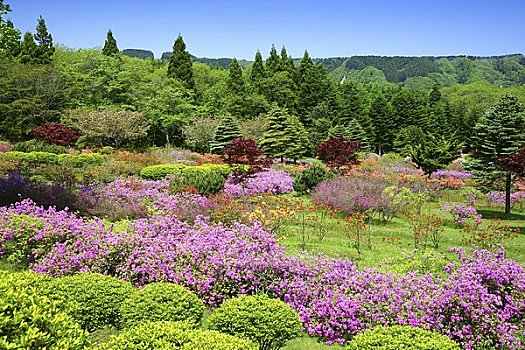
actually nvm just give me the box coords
[6,0,525,59]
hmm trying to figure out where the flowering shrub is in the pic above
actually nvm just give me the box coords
[0,141,13,154]
[487,191,525,211]
[312,176,394,221]
[441,203,482,227]
[224,169,293,197]
[461,221,519,250]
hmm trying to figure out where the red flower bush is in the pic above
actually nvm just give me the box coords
[222,138,271,167]
[32,123,79,146]
[316,137,361,169]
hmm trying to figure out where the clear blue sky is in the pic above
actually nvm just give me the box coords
[7,0,525,59]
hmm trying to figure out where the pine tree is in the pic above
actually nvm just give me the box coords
[102,29,119,56]
[19,31,38,64]
[266,44,280,74]
[259,104,291,160]
[210,115,242,153]
[228,58,244,93]
[33,15,54,64]
[279,46,295,73]
[250,50,265,82]
[284,114,309,160]
[469,95,525,215]
[330,119,371,151]
[369,94,394,154]
[168,34,194,90]
[428,84,442,108]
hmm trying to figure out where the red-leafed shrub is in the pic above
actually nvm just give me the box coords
[498,147,525,176]
[32,123,79,146]
[316,137,361,169]
[222,138,272,167]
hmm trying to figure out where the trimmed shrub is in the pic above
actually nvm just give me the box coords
[44,273,134,331]
[208,294,302,350]
[98,321,257,350]
[13,139,69,154]
[0,151,104,168]
[0,271,90,350]
[140,164,230,194]
[120,283,205,328]
[346,325,461,350]
[293,163,331,194]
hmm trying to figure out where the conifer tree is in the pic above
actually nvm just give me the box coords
[250,50,266,82]
[469,95,525,215]
[34,15,54,64]
[369,94,393,154]
[266,44,280,74]
[428,84,442,107]
[228,58,244,93]
[102,29,119,56]
[168,34,194,90]
[210,115,242,153]
[284,114,309,160]
[19,31,38,64]
[330,119,371,151]
[279,46,295,73]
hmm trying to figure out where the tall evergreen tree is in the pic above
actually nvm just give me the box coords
[469,95,525,215]
[250,50,266,82]
[266,44,280,74]
[210,115,242,153]
[284,114,310,161]
[0,19,20,58]
[228,58,244,93]
[102,29,119,56]
[19,31,38,64]
[33,15,54,64]
[428,84,442,107]
[369,93,394,154]
[279,46,295,73]
[168,34,194,90]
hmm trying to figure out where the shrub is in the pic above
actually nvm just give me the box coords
[0,151,104,168]
[208,294,302,350]
[140,164,230,194]
[346,325,460,350]
[44,273,134,331]
[120,283,205,328]
[0,271,90,350]
[13,139,69,154]
[222,138,271,168]
[32,122,79,146]
[293,163,331,194]
[98,321,257,350]
[0,140,14,153]
[224,168,293,197]
[315,137,361,169]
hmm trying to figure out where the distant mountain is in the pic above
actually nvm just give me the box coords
[122,49,155,59]
[159,51,525,89]
[161,52,250,69]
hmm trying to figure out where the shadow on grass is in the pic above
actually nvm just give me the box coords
[477,209,525,221]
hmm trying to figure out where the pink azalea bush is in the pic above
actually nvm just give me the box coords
[224,169,293,197]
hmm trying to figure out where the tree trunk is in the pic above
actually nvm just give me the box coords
[165,132,170,148]
[505,171,512,217]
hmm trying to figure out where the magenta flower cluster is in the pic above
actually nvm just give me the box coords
[441,202,483,226]
[487,191,525,208]
[433,170,474,180]
[223,169,293,197]
[1,200,525,349]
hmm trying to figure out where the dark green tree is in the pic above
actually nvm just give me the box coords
[34,16,54,64]
[407,133,461,176]
[284,114,309,160]
[469,95,525,215]
[168,34,194,90]
[266,45,280,74]
[102,29,119,56]
[210,114,242,153]
[18,31,38,64]
[250,50,265,83]
[330,118,371,151]
[228,58,244,94]
[369,93,394,154]
[279,46,295,73]
[428,84,442,107]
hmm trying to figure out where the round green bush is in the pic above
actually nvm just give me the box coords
[346,325,461,350]
[44,272,134,331]
[293,163,331,194]
[0,271,90,350]
[120,282,205,328]
[98,321,257,350]
[208,294,302,350]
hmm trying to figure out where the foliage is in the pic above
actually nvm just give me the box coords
[461,220,519,250]
[13,139,69,153]
[32,122,79,146]
[406,133,461,175]
[293,163,331,194]
[209,294,302,350]
[346,325,460,350]
[73,109,150,148]
[0,270,90,349]
[98,321,257,350]
[182,116,219,154]
[315,136,361,169]
[34,16,54,64]
[222,138,268,166]
[120,282,205,328]
[168,35,194,90]
[102,29,119,56]
[44,273,134,331]
[210,114,242,153]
